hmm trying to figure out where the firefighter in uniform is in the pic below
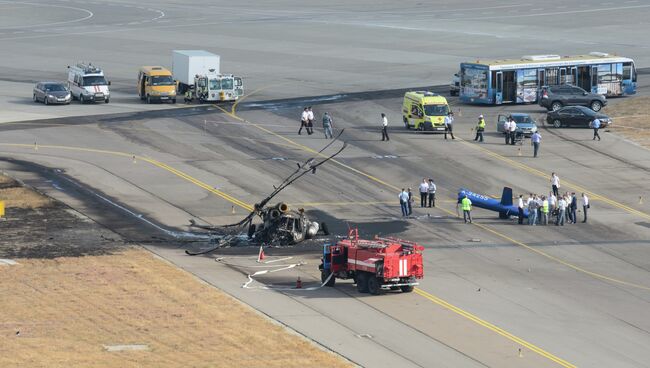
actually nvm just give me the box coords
[474,115,485,142]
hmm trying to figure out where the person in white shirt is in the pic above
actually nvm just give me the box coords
[299,107,309,135]
[398,189,409,217]
[517,194,525,224]
[548,192,557,213]
[550,172,560,197]
[556,196,567,226]
[427,178,437,207]
[444,111,455,140]
[509,117,517,145]
[381,113,389,141]
[306,106,314,135]
[503,118,511,145]
[581,193,589,223]
[418,179,429,208]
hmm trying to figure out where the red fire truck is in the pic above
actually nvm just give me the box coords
[319,229,424,295]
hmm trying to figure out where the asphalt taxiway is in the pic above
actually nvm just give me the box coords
[2,1,650,367]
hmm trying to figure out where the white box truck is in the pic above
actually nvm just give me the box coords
[172,50,243,102]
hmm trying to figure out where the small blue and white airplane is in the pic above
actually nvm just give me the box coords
[457,187,528,219]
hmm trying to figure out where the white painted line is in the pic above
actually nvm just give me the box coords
[0,259,18,266]
[0,2,93,30]
[103,344,149,352]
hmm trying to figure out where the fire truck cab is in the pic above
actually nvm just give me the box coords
[320,229,424,295]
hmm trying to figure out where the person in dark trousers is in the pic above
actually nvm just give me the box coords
[381,113,389,141]
[509,118,517,146]
[503,117,511,145]
[531,131,541,157]
[581,193,589,223]
[474,115,485,142]
[550,172,560,197]
[444,111,455,139]
[407,188,413,216]
[298,107,309,135]
[398,188,409,217]
[427,178,436,207]
[517,194,525,224]
[569,192,578,224]
[307,106,314,135]
[418,179,429,208]
[591,117,601,140]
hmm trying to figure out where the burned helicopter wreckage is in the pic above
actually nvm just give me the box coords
[186,130,347,255]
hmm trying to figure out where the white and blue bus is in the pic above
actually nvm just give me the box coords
[459,52,637,105]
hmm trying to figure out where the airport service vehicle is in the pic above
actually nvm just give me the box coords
[539,85,606,112]
[546,106,612,128]
[172,50,243,103]
[67,63,111,103]
[137,66,176,104]
[33,82,71,105]
[450,72,460,96]
[496,113,538,136]
[402,91,449,132]
[319,229,424,295]
[459,52,637,105]
[458,187,528,219]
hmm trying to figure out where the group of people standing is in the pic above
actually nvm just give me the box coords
[299,107,336,139]
[517,173,590,226]
[398,178,437,217]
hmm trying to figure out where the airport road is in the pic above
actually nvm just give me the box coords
[1,92,650,367]
[2,0,650,122]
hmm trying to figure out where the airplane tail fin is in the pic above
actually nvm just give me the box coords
[500,187,513,206]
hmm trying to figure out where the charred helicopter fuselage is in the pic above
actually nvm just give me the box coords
[249,203,328,245]
[185,130,346,255]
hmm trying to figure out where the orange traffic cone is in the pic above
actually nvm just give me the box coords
[296,277,302,289]
[257,245,265,263]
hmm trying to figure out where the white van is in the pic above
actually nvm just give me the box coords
[67,63,111,103]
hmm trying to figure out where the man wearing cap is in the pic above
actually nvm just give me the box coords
[474,115,486,142]
[322,112,334,139]
[444,111,455,140]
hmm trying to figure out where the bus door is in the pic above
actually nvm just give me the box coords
[577,66,591,91]
[569,67,577,85]
[559,68,567,85]
[495,71,503,105]
[537,69,545,99]
[591,66,603,94]
[622,62,637,95]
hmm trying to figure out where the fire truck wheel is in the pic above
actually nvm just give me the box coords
[247,224,256,238]
[320,222,330,235]
[321,270,335,287]
[400,285,414,293]
[356,273,369,293]
[367,276,381,295]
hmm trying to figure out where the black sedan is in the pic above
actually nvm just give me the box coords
[546,106,612,128]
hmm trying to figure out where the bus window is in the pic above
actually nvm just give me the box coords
[545,68,558,85]
[633,63,637,82]
[623,63,632,80]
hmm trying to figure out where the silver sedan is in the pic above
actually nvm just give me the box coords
[33,82,72,105]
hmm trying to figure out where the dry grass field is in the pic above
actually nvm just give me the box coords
[603,96,650,148]
[0,249,352,368]
[0,174,351,368]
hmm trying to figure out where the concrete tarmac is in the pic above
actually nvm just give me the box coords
[2,0,650,122]
[1,94,650,367]
[2,1,650,367]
